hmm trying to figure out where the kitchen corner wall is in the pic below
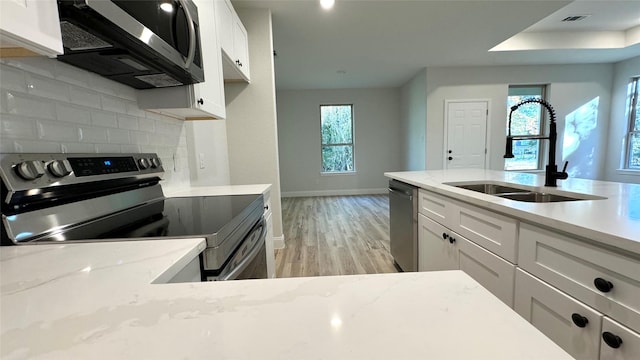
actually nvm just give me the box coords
[0,57,190,191]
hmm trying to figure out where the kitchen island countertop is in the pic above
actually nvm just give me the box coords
[385,169,640,254]
[0,237,571,359]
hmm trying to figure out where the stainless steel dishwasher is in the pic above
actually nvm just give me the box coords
[388,179,418,271]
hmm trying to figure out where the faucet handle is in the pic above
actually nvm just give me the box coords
[562,161,569,173]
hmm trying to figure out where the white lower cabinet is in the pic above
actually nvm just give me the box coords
[459,236,515,307]
[515,269,602,360]
[600,317,640,360]
[418,213,458,271]
[263,190,275,279]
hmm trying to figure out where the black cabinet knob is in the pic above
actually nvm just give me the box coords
[602,332,623,349]
[449,237,456,244]
[594,278,613,293]
[448,156,453,161]
[571,313,589,328]
[197,98,204,105]
[442,233,448,239]
[448,150,452,154]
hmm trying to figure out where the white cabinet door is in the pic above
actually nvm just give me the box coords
[0,0,62,57]
[215,0,234,56]
[600,317,640,360]
[515,269,602,360]
[519,223,640,333]
[458,236,516,307]
[263,191,275,279]
[418,189,451,227]
[216,0,250,82]
[137,0,225,120]
[418,214,458,271]
[231,20,250,79]
[453,200,518,263]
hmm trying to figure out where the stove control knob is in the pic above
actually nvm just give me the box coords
[150,157,162,168]
[15,161,45,180]
[48,160,73,177]
[138,158,150,170]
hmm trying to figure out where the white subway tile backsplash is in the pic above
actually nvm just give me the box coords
[5,91,56,120]
[0,114,37,139]
[1,58,190,189]
[69,86,101,109]
[94,144,121,153]
[90,111,118,127]
[38,120,80,142]
[26,73,70,102]
[61,143,96,153]
[0,63,27,92]
[79,126,108,143]
[56,103,91,124]
[117,114,139,130]
[54,61,90,87]
[107,128,131,144]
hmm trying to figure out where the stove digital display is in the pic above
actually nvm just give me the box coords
[68,157,138,176]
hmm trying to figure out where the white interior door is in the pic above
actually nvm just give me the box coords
[446,101,488,169]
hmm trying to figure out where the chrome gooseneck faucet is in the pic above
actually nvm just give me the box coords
[504,98,568,187]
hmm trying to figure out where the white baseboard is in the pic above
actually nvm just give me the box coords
[281,188,388,198]
[273,235,285,249]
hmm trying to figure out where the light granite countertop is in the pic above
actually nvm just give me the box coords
[1,239,571,360]
[163,184,271,197]
[385,169,640,254]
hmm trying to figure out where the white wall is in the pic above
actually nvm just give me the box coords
[604,56,640,184]
[185,120,231,186]
[0,57,191,192]
[277,87,403,196]
[225,8,284,240]
[425,64,614,180]
[399,68,427,171]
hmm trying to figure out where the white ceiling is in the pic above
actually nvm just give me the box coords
[233,0,640,90]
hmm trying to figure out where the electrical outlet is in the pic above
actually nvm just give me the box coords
[199,153,205,169]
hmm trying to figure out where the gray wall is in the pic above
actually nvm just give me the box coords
[0,57,191,192]
[424,64,614,180]
[604,56,640,184]
[399,68,427,171]
[277,87,402,196]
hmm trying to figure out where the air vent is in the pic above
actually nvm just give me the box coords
[561,15,590,22]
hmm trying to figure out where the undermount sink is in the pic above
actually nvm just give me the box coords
[444,181,606,203]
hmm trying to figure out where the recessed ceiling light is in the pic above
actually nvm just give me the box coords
[320,0,335,10]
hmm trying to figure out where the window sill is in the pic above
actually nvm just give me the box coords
[615,169,640,176]
[320,171,357,176]
[505,169,544,174]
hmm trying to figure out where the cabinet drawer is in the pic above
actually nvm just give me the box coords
[418,189,451,227]
[519,223,640,333]
[418,214,458,271]
[459,236,516,307]
[601,317,640,360]
[453,201,518,263]
[515,269,602,360]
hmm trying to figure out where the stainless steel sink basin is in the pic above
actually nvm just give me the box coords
[452,183,529,195]
[497,192,583,203]
[444,181,606,203]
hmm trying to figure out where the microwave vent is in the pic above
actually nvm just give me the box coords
[60,21,112,51]
[135,74,184,88]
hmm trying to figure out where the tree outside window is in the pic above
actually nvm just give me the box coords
[505,85,547,171]
[320,105,354,173]
[626,77,640,169]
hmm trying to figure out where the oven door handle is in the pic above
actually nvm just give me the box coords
[217,220,266,281]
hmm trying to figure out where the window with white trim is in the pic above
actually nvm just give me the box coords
[320,104,355,173]
[625,77,640,169]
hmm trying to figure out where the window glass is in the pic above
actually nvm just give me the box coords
[321,105,354,173]
[505,85,546,170]
[628,77,640,169]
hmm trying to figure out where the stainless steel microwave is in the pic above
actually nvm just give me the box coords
[56,0,204,89]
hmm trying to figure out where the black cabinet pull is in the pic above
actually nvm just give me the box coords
[594,278,613,293]
[197,98,204,105]
[602,332,623,349]
[448,156,453,161]
[571,313,588,328]
[449,237,455,244]
[442,233,448,239]
[448,150,452,154]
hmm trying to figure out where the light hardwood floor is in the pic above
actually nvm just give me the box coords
[275,195,398,278]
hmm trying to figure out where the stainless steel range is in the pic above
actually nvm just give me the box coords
[0,153,267,281]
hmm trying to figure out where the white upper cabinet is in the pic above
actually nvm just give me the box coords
[0,0,63,57]
[215,0,250,82]
[138,0,226,120]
